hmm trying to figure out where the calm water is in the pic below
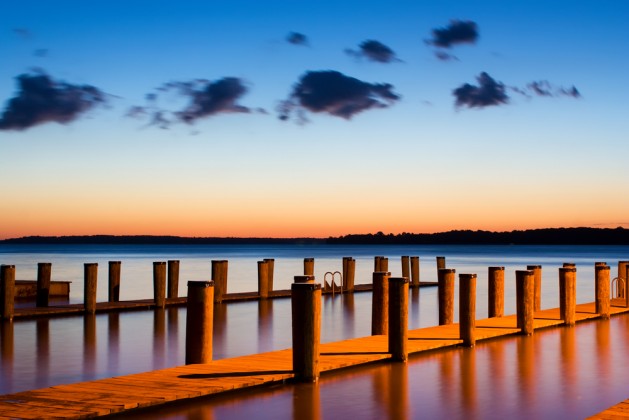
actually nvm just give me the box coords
[1,244,629,418]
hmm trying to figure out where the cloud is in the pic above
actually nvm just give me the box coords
[286,32,309,46]
[453,72,509,109]
[129,77,254,128]
[428,19,479,48]
[278,70,400,122]
[12,28,32,39]
[345,40,401,63]
[434,51,459,61]
[0,70,108,131]
[527,80,581,98]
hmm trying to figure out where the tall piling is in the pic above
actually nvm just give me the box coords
[1,265,16,321]
[84,263,98,315]
[258,260,270,299]
[526,265,542,311]
[36,262,52,307]
[401,256,410,283]
[459,274,477,347]
[372,271,390,335]
[343,257,355,292]
[304,258,315,276]
[595,264,610,319]
[388,277,409,362]
[560,267,577,326]
[108,261,121,303]
[263,259,275,292]
[185,281,214,364]
[516,270,534,335]
[167,260,180,299]
[488,266,504,317]
[438,268,455,325]
[436,256,446,270]
[410,256,420,287]
[291,275,321,382]
[153,262,166,309]
[211,260,228,303]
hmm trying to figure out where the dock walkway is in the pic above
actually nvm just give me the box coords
[1,299,626,419]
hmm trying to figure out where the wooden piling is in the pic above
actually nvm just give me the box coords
[211,260,228,303]
[379,257,389,273]
[153,262,166,309]
[372,271,390,335]
[595,264,610,319]
[559,267,577,326]
[526,265,542,311]
[438,268,455,325]
[410,256,420,287]
[263,259,274,292]
[619,261,629,298]
[1,265,16,321]
[516,270,534,335]
[343,257,355,292]
[401,256,410,282]
[185,281,214,364]
[388,277,409,362]
[374,256,384,272]
[459,273,477,347]
[436,256,446,270]
[257,260,270,299]
[488,266,504,318]
[167,260,180,299]
[291,277,321,382]
[36,262,52,307]
[84,263,98,315]
[304,258,315,276]
[108,261,121,303]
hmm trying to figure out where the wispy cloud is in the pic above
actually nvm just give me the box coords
[345,40,401,63]
[278,70,400,123]
[453,72,509,109]
[286,32,309,46]
[526,80,580,98]
[0,70,108,131]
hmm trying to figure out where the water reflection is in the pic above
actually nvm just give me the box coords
[83,314,96,381]
[257,299,273,352]
[153,309,166,369]
[293,382,320,420]
[36,319,50,389]
[0,321,13,391]
[108,313,120,373]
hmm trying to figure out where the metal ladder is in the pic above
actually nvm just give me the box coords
[324,271,343,295]
[612,277,625,298]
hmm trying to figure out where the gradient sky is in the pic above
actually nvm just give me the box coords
[1,0,628,239]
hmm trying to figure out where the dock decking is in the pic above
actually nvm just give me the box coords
[0,299,626,419]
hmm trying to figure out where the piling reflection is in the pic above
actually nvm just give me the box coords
[460,347,476,413]
[559,325,577,397]
[153,308,166,369]
[342,293,355,338]
[82,314,97,381]
[213,303,228,358]
[387,363,409,420]
[410,287,420,326]
[516,334,535,406]
[0,321,13,391]
[107,312,120,373]
[292,382,320,420]
[167,307,179,358]
[257,299,273,352]
[36,318,50,389]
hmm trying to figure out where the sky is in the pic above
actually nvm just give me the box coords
[1,0,628,239]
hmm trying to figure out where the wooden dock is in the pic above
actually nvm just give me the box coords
[0,299,626,419]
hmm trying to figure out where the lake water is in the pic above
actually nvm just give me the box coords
[1,244,629,418]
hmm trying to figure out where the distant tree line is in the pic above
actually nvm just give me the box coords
[2,227,629,245]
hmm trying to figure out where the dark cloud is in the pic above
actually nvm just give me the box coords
[428,19,479,48]
[129,77,254,128]
[278,70,400,122]
[287,32,309,46]
[453,72,509,109]
[0,71,108,131]
[527,80,581,98]
[345,40,401,63]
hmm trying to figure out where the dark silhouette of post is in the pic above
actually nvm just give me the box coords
[401,256,410,281]
[36,262,52,307]
[372,271,390,335]
[1,265,16,321]
[388,277,409,362]
[167,260,180,299]
[488,266,504,317]
[343,257,356,292]
[153,262,166,309]
[438,268,455,325]
[459,274,477,347]
[618,261,629,298]
[185,281,214,364]
[108,261,121,302]
[526,265,542,311]
[84,263,98,315]
[304,258,315,276]
[410,256,420,287]
[263,259,274,292]
[516,270,534,335]
[560,267,576,326]
[258,260,270,299]
[291,275,321,382]
[211,260,228,303]
[595,264,610,319]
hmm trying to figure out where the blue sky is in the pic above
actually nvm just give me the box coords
[1,1,628,238]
